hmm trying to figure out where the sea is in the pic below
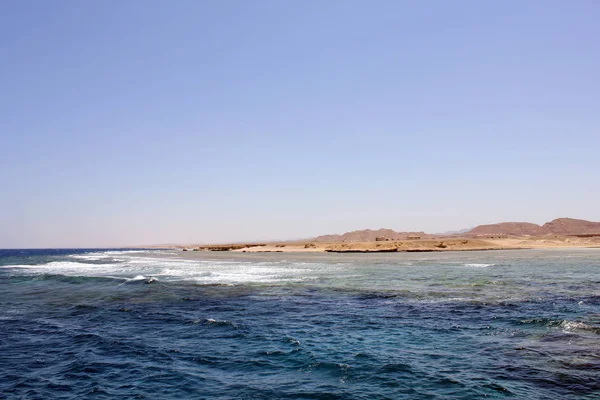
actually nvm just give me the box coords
[1,248,599,399]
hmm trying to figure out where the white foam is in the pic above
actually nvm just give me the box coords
[11,261,120,270]
[154,263,316,284]
[463,263,495,268]
[70,254,112,261]
[560,320,595,332]
[6,254,323,285]
[69,250,170,261]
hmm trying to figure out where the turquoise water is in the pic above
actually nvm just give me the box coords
[1,248,599,399]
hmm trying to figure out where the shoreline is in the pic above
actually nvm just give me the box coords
[174,236,600,254]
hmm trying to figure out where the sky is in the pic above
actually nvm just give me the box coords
[1,1,599,247]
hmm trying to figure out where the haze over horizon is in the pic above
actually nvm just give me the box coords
[2,1,599,248]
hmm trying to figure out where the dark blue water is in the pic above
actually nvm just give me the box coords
[1,248,599,399]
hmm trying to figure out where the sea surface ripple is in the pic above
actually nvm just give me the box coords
[1,248,600,399]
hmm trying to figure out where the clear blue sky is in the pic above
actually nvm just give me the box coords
[1,1,599,247]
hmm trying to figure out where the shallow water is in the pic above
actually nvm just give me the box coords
[1,248,599,399]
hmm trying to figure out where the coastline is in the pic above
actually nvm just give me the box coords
[173,235,600,254]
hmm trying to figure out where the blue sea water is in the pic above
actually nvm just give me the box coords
[1,248,599,399]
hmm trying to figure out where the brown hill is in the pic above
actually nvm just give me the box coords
[467,218,600,236]
[538,218,600,235]
[310,218,600,243]
[313,228,431,243]
[467,222,541,236]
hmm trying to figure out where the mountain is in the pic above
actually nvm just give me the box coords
[312,228,431,243]
[466,218,600,236]
[310,218,600,243]
[467,222,541,236]
[538,218,600,235]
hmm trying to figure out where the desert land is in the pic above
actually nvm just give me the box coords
[173,218,600,253]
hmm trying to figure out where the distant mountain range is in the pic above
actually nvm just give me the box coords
[434,227,472,235]
[466,218,600,236]
[311,218,600,243]
[312,228,432,243]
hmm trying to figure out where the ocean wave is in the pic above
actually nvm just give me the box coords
[560,320,600,334]
[69,254,113,261]
[188,318,239,328]
[8,261,122,270]
[463,263,495,268]
[518,318,600,334]
[121,275,158,284]
[3,258,321,285]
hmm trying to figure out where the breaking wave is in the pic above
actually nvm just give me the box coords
[463,263,495,267]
